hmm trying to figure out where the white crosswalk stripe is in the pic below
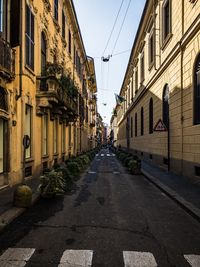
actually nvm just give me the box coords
[0,248,35,267]
[123,251,157,267]
[58,250,93,267]
[1,248,200,266]
[184,254,200,267]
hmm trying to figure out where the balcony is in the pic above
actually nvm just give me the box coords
[0,37,15,81]
[36,75,78,119]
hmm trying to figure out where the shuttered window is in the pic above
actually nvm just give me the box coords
[42,114,48,156]
[62,10,65,38]
[54,0,58,21]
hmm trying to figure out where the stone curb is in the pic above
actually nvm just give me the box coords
[142,169,200,222]
[0,193,40,232]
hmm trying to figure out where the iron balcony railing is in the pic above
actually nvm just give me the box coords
[0,37,15,76]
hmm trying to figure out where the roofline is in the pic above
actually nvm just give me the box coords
[119,0,150,96]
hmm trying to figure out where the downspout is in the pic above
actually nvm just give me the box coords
[180,0,185,175]
[16,0,23,100]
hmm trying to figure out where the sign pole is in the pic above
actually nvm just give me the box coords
[168,118,170,172]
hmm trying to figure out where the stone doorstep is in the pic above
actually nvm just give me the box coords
[0,185,9,191]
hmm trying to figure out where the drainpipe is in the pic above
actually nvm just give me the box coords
[180,0,185,175]
[16,0,23,100]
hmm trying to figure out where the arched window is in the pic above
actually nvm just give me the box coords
[163,84,169,128]
[194,53,200,125]
[0,87,7,111]
[41,32,47,74]
[135,113,137,137]
[149,98,153,134]
[141,107,144,136]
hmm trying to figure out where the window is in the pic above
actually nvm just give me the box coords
[163,84,169,128]
[41,32,46,74]
[141,107,144,136]
[163,0,171,41]
[194,54,200,124]
[53,119,58,154]
[68,30,71,54]
[25,105,32,159]
[135,113,137,137]
[149,29,155,67]
[131,78,134,101]
[0,87,7,111]
[149,98,153,134]
[130,117,133,138]
[135,67,138,92]
[54,0,58,21]
[62,10,65,38]
[62,124,66,152]
[140,51,145,82]
[42,114,48,156]
[26,4,34,70]
[0,0,4,33]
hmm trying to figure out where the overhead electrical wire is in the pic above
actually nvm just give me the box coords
[111,0,132,55]
[102,0,126,56]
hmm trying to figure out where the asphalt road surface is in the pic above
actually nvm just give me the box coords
[0,149,200,267]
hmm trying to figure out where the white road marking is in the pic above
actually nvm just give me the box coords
[0,248,35,267]
[88,171,96,174]
[96,154,99,156]
[184,255,200,267]
[58,250,93,267]
[123,251,157,267]
[107,154,111,157]
[101,154,104,156]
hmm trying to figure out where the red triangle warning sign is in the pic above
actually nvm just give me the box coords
[154,119,167,132]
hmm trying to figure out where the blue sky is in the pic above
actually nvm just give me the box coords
[73,0,146,125]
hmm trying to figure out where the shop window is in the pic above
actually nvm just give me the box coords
[194,53,200,125]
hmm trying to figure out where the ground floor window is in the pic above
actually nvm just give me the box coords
[62,123,66,153]
[25,105,32,159]
[53,119,58,154]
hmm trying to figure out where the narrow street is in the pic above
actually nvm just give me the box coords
[0,149,200,267]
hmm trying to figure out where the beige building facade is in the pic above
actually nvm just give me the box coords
[0,0,97,186]
[117,0,200,178]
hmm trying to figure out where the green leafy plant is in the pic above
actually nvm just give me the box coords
[65,161,80,178]
[39,170,66,198]
[128,159,141,175]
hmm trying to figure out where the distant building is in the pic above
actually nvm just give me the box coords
[116,0,200,178]
[0,0,97,186]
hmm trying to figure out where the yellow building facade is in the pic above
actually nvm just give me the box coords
[117,0,200,178]
[0,0,97,187]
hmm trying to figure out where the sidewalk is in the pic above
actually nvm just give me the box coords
[142,161,200,221]
[0,178,40,231]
